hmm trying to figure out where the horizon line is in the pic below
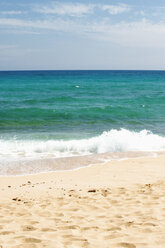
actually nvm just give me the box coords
[1,69,165,72]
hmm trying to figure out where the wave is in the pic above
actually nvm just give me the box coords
[1,129,165,160]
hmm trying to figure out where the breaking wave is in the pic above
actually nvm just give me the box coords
[1,129,165,160]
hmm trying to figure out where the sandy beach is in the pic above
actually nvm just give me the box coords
[0,155,165,248]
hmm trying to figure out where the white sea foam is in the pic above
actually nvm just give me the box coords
[0,129,165,161]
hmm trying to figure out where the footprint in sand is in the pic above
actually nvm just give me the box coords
[104,234,120,240]
[141,228,153,233]
[28,221,39,225]
[56,213,64,217]
[40,228,56,232]
[106,226,122,231]
[13,244,37,248]
[143,222,157,227]
[23,237,42,243]
[21,225,36,231]
[113,242,136,248]
[0,231,14,235]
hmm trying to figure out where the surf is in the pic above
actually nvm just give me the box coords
[0,129,165,160]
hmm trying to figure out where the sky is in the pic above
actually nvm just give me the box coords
[1,0,165,70]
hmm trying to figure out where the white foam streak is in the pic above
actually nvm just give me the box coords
[0,129,165,160]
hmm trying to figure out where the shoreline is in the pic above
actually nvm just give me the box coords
[0,154,165,247]
[0,153,165,196]
[0,150,162,177]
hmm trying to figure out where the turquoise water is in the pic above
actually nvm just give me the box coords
[0,70,165,138]
[0,70,165,174]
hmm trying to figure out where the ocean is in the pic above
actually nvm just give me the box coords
[0,70,165,175]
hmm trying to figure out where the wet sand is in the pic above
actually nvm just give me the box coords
[0,155,165,247]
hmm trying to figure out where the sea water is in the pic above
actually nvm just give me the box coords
[0,70,165,175]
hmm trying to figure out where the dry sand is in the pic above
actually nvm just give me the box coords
[0,155,165,248]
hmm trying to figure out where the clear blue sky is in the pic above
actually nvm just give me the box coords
[1,0,165,70]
